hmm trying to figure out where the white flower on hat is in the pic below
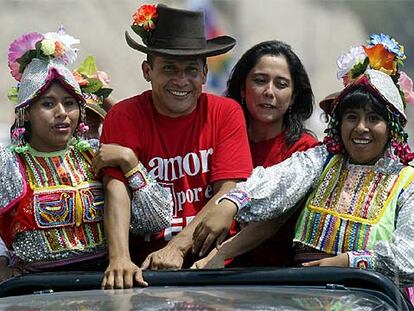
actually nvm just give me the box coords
[44,30,79,65]
[336,46,367,80]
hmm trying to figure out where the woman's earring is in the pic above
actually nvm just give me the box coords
[11,108,27,149]
[77,103,89,140]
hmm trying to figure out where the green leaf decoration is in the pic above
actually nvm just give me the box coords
[350,58,369,79]
[17,50,37,73]
[7,87,19,103]
[95,87,113,99]
[35,41,43,58]
[131,25,150,45]
[81,78,102,93]
[77,56,98,77]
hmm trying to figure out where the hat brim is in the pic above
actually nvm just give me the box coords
[125,31,236,57]
[86,102,106,120]
[319,91,340,115]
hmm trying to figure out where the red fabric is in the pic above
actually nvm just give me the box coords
[250,132,319,168]
[101,91,253,265]
[232,132,319,267]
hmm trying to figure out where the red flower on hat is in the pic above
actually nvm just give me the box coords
[133,4,158,31]
[363,44,396,75]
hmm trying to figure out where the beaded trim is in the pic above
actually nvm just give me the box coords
[21,146,94,188]
[348,250,376,269]
[126,163,149,191]
[12,223,106,264]
[216,188,251,212]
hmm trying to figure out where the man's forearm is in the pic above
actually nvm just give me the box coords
[168,180,238,255]
[104,176,132,260]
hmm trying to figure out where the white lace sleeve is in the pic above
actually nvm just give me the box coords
[127,163,173,236]
[373,180,414,286]
[234,145,329,223]
[0,146,25,213]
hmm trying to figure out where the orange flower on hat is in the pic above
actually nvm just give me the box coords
[72,70,89,87]
[363,44,397,75]
[54,41,65,58]
[133,4,158,31]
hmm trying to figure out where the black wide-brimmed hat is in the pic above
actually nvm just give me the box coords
[125,4,236,57]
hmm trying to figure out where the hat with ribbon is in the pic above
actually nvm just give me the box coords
[125,4,236,57]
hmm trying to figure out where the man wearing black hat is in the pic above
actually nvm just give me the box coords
[100,4,252,289]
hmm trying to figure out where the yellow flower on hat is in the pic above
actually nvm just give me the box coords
[40,39,56,56]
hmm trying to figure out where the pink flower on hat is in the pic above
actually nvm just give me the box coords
[398,71,414,105]
[8,32,44,81]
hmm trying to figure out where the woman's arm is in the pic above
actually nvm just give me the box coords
[93,144,173,235]
[192,217,284,269]
[372,178,414,286]
[0,146,25,214]
[192,145,328,255]
[234,145,328,223]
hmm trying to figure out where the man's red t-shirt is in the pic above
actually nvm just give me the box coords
[101,91,253,264]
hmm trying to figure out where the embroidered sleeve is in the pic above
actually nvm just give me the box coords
[126,163,173,236]
[0,146,25,213]
[87,138,100,152]
[372,179,414,286]
[348,250,377,269]
[233,145,329,223]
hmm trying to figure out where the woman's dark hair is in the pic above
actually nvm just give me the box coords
[335,85,389,124]
[225,40,314,145]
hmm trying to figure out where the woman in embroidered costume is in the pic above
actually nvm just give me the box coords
[220,40,318,267]
[0,29,172,281]
[192,34,414,292]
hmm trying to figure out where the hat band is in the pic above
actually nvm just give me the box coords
[150,37,207,49]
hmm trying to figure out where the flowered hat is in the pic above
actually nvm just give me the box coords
[72,55,113,121]
[7,27,90,151]
[321,33,414,164]
[125,4,236,57]
[8,28,84,109]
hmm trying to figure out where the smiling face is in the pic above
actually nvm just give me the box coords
[242,54,294,130]
[340,103,389,164]
[142,55,207,118]
[25,82,80,152]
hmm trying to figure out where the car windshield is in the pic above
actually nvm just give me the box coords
[0,285,399,310]
[0,268,411,310]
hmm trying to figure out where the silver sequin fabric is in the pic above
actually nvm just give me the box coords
[17,58,83,108]
[12,229,106,265]
[129,164,173,236]
[234,144,414,286]
[0,146,24,210]
[235,145,329,223]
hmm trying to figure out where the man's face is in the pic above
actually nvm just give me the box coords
[142,55,207,118]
